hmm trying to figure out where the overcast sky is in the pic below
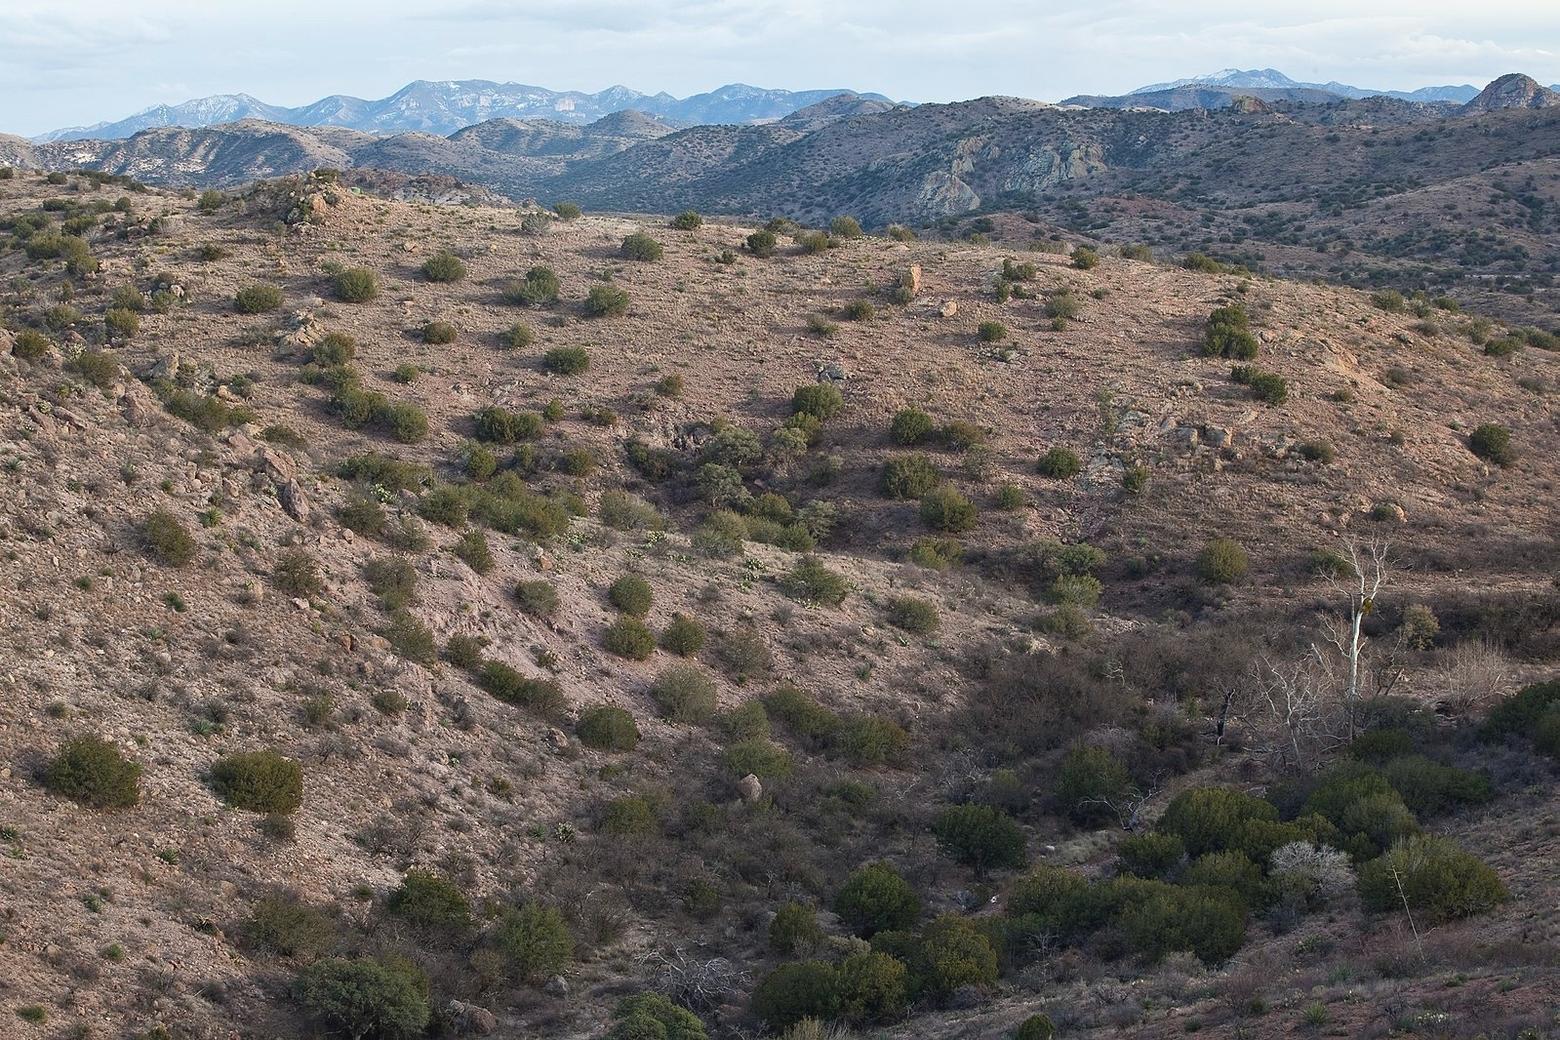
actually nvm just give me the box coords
[2,0,1557,137]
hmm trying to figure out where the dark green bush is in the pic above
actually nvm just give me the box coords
[604,617,656,659]
[514,579,559,618]
[915,914,1000,997]
[835,862,920,937]
[792,382,844,421]
[1358,835,1508,923]
[12,329,51,361]
[104,307,139,339]
[1379,755,1492,816]
[576,706,640,752]
[885,596,939,634]
[473,405,542,443]
[1118,884,1247,964]
[1484,679,1560,743]
[746,230,778,257]
[1036,447,1082,479]
[605,995,708,1040]
[1202,304,1259,359]
[890,408,935,445]
[421,250,467,283]
[584,284,630,317]
[234,284,283,313]
[1117,832,1186,879]
[977,321,1008,343]
[1158,787,1278,857]
[671,210,703,231]
[752,961,840,1028]
[836,950,908,1026]
[651,665,716,722]
[932,804,1027,872]
[387,870,471,933]
[769,901,823,955]
[243,892,336,958]
[608,574,653,617]
[452,530,494,574]
[881,454,941,499]
[334,267,379,302]
[139,508,196,566]
[421,320,456,344]
[296,957,430,1040]
[621,232,664,261]
[478,662,566,718]
[722,738,793,780]
[45,735,142,809]
[783,557,849,606]
[1196,537,1250,583]
[494,904,574,982]
[660,613,707,656]
[503,266,560,306]
[830,216,863,239]
[1054,745,1133,826]
[274,547,325,597]
[1015,1014,1057,1040]
[211,751,303,815]
[920,487,977,533]
[1468,423,1515,465]
[500,322,535,349]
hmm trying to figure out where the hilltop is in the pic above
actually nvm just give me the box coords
[0,171,1556,1040]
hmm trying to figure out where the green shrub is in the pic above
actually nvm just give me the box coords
[538,344,591,374]
[274,547,325,597]
[1071,246,1099,270]
[478,662,566,718]
[503,266,560,306]
[1468,423,1515,465]
[67,348,121,392]
[605,995,708,1040]
[1483,678,1560,740]
[1196,537,1250,583]
[1117,832,1186,879]
[1037,447,1082,479]
[452,530,494,574]
[584,284,630,317]
[1158,787,1278,857]
[139,508,196,566]
[603,617,656,659]
[1005,866,1110,942]
[598,490,665,531]
[515,579,559,618]
[103,307,140,339]
[933,804,1026,872]
[421,320,456,344]
[499,322,535,350]
[234,284,283,313]
[830,216,864,239]
[1302,768,1419,860]
[660,613,707,656]
[421,250,467,283]
[652,664,716,722]
[769,901,823,955]
[977,321,1008,343]
[835,714,910,767]
[783,556,849,606]
[211,751,303,815]
[764,685,842,746]
[621,232,664,261]
[746,230,778,257]
[792,382,844,421]
[1202,304,1259,359]
[1055,745,1133,826]
[243,893,336,958]
[1118,884,1247,964]
[576,706,640,752]
[889,408,935,445]
[12,328,51,361]
[671,210,703,230]
[885,596,938,634]
[798,230,833,254]
[296,957,430,1040]
[601,794,660,836]
[472,405,542,443]
[842,298,875,321]
[1121,464,1151,493]
[1182,850,1270,909]
[920,487,977,533]
[494,904,574,982]
[836,950,908,1026]
[311,331,357,365]
[387,870,471,932]
[752,962,841,1029]
[723,738,793,780]
[939,420,986,451]
[45,735,141,809]
[881,454,940,499]
[1379,755,1492,816]
[553,201,582,219]
[917,914,1000,997]
[1358,835,1508,923]
[835,862,920,937]
[1014,1014,1057,1040]
[334,267,379,302]
[608,574,653,617]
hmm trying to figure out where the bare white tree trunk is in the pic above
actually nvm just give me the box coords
[1320,538,1390,740]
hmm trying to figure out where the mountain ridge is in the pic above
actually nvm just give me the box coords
[32,80,893,142]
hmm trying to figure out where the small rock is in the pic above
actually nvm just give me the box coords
[939,300,958,318]
[278,480,310,523]
[736,773,762,802]
[543,975,569,998]
[545,727,569,751]
[903,264,922,294]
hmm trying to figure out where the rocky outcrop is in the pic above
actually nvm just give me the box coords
[1462,74,1560,114]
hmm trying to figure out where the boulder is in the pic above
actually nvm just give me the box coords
[737,773,762,803]
[939,300,959,318]
[278,480,310,523]
[902,264,922,295]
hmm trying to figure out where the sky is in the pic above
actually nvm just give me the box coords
[2,0,1558,137]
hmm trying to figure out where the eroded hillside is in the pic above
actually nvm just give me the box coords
[0,171,1557,1040]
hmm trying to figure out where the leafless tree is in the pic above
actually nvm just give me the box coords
[1319,538,1391,740]
[1244,653,1337,768]
[647,947,748,1011]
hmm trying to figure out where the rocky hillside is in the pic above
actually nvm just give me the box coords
[8,78,1560,323]
[1463,74,1560,114]
[0,170,1556,1040]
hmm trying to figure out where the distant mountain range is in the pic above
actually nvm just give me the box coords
[31,80,893,142]
[1062,67,1560,111]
